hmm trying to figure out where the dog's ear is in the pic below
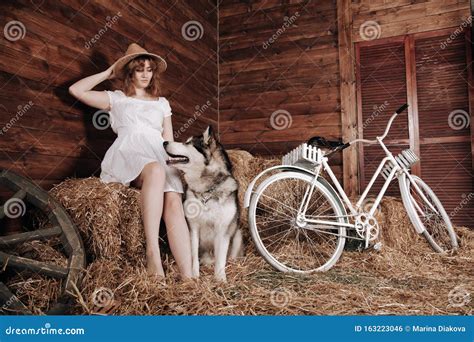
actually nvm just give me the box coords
[203,125,216,145]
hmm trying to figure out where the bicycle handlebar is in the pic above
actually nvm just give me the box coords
[395,103,409,114]
[324,104,409,156]
[347,103,409,147]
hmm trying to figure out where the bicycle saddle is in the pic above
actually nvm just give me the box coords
[307,136,344,149]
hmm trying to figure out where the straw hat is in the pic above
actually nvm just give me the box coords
[111,43,167,78]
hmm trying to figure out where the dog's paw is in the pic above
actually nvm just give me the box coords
[214,274,227,283]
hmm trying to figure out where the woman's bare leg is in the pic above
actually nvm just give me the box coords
[137,162,166,277]
[163,192,193,280]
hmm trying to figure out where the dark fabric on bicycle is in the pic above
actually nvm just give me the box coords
[307,136,344,149]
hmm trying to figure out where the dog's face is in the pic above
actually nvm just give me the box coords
[164,126,217,173]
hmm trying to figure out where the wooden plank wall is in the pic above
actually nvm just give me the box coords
[352,0,470,42]
[0,0,471,199]
[218,0,470,189]
[337,0,358,197]
[219,0,343,180]
[0,0,217,194]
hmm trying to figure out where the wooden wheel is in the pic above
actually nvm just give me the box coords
[0,169,86,314]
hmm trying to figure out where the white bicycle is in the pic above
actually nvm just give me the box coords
[244,104,458,274]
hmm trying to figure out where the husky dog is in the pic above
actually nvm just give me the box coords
[163,126,243,281]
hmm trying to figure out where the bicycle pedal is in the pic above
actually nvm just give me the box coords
[372,242,382,251]
[92,299,121,315]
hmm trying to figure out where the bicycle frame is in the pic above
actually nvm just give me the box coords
[300,137,407,223]
[300,122,438,230]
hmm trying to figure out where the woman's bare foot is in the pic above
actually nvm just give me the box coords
[147,272,167,285]
[146,251,165,277]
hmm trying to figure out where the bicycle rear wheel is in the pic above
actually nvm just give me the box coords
[248,171,347,273]
[399,173,458,252]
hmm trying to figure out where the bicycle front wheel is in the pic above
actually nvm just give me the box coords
[399,173,458,252]
[248,171,347,273]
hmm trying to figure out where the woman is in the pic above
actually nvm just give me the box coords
[69,43,193,281]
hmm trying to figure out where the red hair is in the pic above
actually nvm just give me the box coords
[121,56,162,98]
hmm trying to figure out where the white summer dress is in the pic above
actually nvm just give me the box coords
[99,89,184,193]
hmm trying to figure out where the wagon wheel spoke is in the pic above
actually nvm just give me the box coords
[0,169,85,315]
[0,226,62,248]
[0,251,69,279]
[0,282,32,315]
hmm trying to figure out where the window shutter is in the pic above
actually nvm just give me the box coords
[358,41,410,197]
[415,32,473,227]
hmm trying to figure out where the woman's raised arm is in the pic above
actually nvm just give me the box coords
[68,63,116,110]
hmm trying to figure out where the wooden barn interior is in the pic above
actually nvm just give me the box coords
[0,0,473,315]
[1,0,471,227]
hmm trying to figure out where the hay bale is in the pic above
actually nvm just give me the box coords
[228,149,262,218]
[114,186,146,264]
[49,178,152,264]
[49,177,123,261]
[377,196,426,250]
[227,149,280,241]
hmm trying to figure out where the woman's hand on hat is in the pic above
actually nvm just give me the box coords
[105,61,118,80]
